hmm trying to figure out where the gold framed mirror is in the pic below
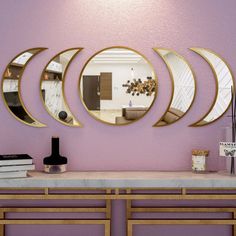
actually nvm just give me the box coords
[189,48,235,126]
[40,48,83,127]
[1,48,47,127]
[79,46,158,125]
[153,48,196,127]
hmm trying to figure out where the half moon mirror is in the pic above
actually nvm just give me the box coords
[2,48,46,127]
[79,47,157,125]
[190,48,234,126]
[153,48,196,126]
[40,48,82,127]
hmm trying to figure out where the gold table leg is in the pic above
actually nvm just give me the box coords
[0,211,4,236]
[128,219,236,236]
[233,211,236,236]
[126,189,132,236]
[0,208,110,236]
[127,220,133,236]
[105,220,110,236]
[106,189,112,219]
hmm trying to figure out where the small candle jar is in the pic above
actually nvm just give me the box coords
[192,150,209,173]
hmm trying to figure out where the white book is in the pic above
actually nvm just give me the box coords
[0,164,35,172]
[0,171,28,179]
[0,154,33,166]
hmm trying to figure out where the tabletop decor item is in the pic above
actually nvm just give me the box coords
[219,86,236,175]
[0,154,34,178]
[219,142,236,173]
[43,136,67,173]
[192,149,209,173]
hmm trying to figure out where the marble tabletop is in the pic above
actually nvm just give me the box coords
[0,171,235,188]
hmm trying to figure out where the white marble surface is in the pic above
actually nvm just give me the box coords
[42,80,65,116]
[0,171,235,188]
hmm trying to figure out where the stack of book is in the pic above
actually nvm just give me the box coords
[0,154,35,178]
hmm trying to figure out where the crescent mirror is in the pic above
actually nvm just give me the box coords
[153,48,196,127]
[2,48,47,127]
[79,46,157,125]
[40,48,83,127]
[190,48,234,126]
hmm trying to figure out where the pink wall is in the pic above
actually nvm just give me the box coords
[1,0,235,171]
[0,0,236,235]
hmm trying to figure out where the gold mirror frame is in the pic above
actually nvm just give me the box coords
[1,47,47,127]
[153,48,196,127]
[40,48,83,127]
[78,46,158,126]
[189,48,235,127]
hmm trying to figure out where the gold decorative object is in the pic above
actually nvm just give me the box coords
[122,77,156,96]
[192,149,209,156]
[0,46,234,127]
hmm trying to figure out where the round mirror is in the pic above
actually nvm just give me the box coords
[79,47,157,125]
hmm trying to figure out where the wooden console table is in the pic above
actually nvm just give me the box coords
[0,171,236,236]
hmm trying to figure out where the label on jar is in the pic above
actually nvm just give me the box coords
[192,155,206,171]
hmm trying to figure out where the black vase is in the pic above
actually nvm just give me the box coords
[43,137,67,173]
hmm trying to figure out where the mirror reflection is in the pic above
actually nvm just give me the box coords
[153,48,195,126]
[2,48,46,127]
[40,49,82,126]
[190,48,234,126]
[80,47,157,125]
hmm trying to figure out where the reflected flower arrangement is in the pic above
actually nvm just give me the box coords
[122,77,156,96]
